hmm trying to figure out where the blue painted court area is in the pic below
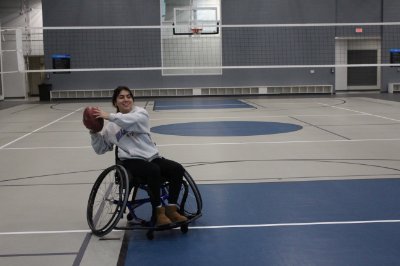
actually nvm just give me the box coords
[122,178,400,265]
[153,98,253,110]
[151,121,302,136]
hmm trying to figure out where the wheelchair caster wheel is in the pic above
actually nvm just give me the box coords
[181,224,189,234]
[146,231,154,240]
[127,213,133,221]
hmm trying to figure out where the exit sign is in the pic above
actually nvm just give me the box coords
[355,27,363,33]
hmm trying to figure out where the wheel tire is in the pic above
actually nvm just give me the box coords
[181,224,189,234]
[179,170,203,217]
[146,230,154,240]
[87,165,130,237]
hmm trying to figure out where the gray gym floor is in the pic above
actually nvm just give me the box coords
[1,93,400,265]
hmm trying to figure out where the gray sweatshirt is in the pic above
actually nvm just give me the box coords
[90,106,160,161]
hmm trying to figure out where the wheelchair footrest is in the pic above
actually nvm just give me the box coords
[117,219,190,231]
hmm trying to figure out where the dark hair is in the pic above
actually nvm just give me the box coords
[112,86,134,111]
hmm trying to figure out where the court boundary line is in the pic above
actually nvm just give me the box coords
[58,113,366,122]
[157,138,400,147]
[289,116,350,140]
[0,107,83,150]
[319,103,400,123]
[2,138,400,150]
[1,219,400,236]
[189,219,400,229]
[0,252,78,258]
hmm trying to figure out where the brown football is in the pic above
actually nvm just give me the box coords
[83,106,104,133]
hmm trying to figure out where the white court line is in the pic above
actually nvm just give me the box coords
[58,113,366,123]
[156,138,400,147]
[189,219,400,230]
[1,219,400,235]
[2,138,400,150]
[0,107,83,150]
[149,113,366,121]
[155,103,249,108]
[319,103,400,123]
[2,146,92,150]
[0,230,91,235]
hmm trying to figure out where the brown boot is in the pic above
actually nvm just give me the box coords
[155,207,172,227]
[165,205,188,223]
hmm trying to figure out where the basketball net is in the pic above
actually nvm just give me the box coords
[191,27,203,37]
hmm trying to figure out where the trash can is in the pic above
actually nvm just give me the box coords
[38,84,52,101]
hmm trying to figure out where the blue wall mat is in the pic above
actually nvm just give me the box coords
[151,121,303,136]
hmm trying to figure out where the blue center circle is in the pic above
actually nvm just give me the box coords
[151,121,302,136]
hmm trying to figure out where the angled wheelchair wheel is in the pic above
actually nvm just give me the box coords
[87,165,130,237]
[178,170,202,218]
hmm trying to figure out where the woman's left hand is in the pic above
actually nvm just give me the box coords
[92,107,110,120]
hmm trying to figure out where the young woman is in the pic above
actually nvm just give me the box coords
[89,86,187,227]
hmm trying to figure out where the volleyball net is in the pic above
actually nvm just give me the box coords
[1,22,400,75]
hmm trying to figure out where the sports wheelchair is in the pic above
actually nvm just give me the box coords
[86,148,202,240]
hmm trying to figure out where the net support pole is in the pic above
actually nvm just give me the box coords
[15,28,24,72]
[0,24,3,100]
